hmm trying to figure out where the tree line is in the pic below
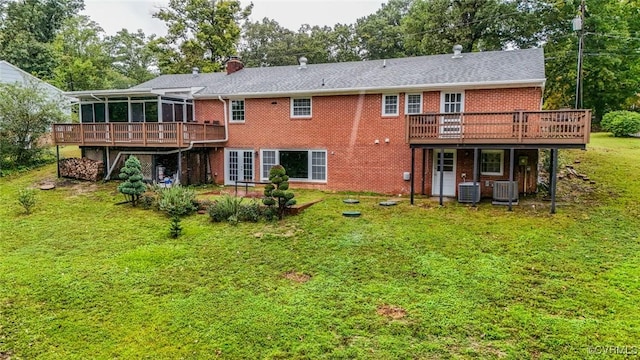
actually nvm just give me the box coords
[1,0,638,121]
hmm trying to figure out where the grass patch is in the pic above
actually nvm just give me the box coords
[0,135,639,358]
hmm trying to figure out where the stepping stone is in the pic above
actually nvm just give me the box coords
[40,184,55,190]
[379,201,398,206]
[343,199,360,204]
[342,211,361,217]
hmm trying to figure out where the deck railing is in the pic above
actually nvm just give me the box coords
[406,110,591,145]
[53,122,226,147]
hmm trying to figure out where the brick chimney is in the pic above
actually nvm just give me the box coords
[226,56,244,75]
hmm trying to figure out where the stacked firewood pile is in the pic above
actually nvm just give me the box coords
[59,158,104,181]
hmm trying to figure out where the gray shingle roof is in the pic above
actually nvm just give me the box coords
[133,48,545,97]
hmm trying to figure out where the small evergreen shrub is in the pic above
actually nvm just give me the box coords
[169,216,182,238]
[17,188,37,214]
[601,111,640,137]
[263,165,296,220]
[158,185,197,217]
[117,156,146,206]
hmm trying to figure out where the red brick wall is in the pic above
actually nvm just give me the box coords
[465,88,542,112]
[197,87,543,195]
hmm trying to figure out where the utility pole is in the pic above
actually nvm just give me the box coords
[573,0,586,109]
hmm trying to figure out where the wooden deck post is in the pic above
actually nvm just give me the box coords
[508,148,515,211]
[56,146,60,178]
[550,148,558,214]
[517,111,524,143]
[421,148,426,195]
[178,149,183,185]
[143,123,147,146]
[410,147,415,205]
[439,147,444,206]
[472,148,478,207]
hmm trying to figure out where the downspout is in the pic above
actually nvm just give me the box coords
[104,96,229,180]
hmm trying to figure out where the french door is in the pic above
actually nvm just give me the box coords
[225,149,254,185]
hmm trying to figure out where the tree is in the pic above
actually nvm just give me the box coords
[355,0,412,60]
[601,111,640,137]
[117,156,146,206]
[0,0,84,78]
[153,0,253,74]
[51,15,131,91]
[262,165,296,220]
[402,0,525,56]
[239,18,297,67]
[329,23,361,62]
[542,0,640,120]
[239,20,357,67]
[0,81,66,167]
[291,24,334,65]
[106,29,157,84]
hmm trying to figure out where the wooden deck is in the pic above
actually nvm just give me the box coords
[406,110,591,146]
[52,122,226,147]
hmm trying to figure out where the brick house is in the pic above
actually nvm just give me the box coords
[53,47,590,209]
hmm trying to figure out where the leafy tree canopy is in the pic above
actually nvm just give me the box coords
[0,81,66,167]
[153,0,253,74]
[0,0,84,78]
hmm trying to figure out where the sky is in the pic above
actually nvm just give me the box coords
[82,0,386,36]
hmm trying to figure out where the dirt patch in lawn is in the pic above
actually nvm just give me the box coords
[0,352,13,360]
[283,271,311,283]
[49,178,100,196]
[376,305,407,319]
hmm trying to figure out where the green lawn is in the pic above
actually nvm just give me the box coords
[1,133,639,359]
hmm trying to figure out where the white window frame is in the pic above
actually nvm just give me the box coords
[480,150,504,176]
[260,149,327,183]
[440,91,464,113]
[439,91,465,138]
[262,150,277,180]
[405,93,423,114]
[382,94,399,116]
[229,99,245,123]
[290,97,312,118]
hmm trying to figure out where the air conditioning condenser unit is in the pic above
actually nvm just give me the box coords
[458,182,481,203]
[493,181,518,204]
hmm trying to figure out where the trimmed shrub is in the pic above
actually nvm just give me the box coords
[117,156,146,206]
[263,165,296,219]
[158,185,197,217]
[601,111,640,137]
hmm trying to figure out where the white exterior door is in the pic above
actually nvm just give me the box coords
[432,150,457,196]
[225,149,254,185]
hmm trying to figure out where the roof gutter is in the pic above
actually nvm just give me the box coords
[105,96,229,180]
[193,79,547,99]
